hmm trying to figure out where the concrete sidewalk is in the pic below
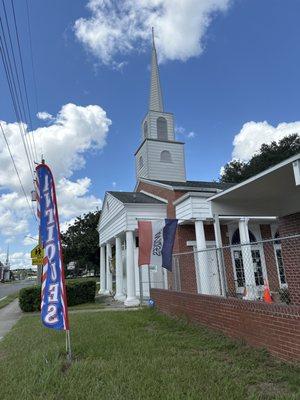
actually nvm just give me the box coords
[0,299,22,341]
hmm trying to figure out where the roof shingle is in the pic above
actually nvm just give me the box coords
[108,191,164,204]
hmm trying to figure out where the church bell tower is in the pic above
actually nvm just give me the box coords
[135,29,186,182]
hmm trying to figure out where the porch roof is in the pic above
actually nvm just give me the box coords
[209,154,300,217]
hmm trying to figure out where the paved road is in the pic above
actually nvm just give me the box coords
[0,299,22,340]
[0,280,34,300]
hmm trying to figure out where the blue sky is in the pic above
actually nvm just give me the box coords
[0,0,300,268]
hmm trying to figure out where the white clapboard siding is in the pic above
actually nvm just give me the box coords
[135,143,148,179]
[176,197,193,220]
[99,193,124,230]
[190,196,212,219]
[126,204,167,231]
[176,195,213,221]
[147,111,175,141]
[100,209,126,245]
[147,140,186,182]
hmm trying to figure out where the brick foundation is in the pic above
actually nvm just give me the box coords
[151,289,300,361]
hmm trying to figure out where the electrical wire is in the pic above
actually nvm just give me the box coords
[0,120,37,222]
[1,0,36,165]
[0,29,34,181]
[25,0,40,161]
[10,0,37,161]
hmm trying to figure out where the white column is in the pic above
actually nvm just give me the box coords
[114,236,125,301]
[106,242,112,294]
[124,230,139,307]
[213,214,226,296]
[195,220,210,294]
[99,245,106,294]
[239,218,257,300]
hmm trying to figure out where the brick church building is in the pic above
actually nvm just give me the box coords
[98,31,299,304]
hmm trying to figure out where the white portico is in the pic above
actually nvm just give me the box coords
[98,191,167,306]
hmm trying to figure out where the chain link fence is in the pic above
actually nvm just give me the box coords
[149,234,300,305]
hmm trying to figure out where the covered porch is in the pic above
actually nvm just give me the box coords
[98,191,168,306]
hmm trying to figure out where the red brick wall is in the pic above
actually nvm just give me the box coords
[260,224,280,292]
[278,213,300,305]
[136,181,183,288]
[151,289,300,361]
[176,225,197,293]
[221,225,236,295]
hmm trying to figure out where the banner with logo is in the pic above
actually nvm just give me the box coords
[36,163,69,331]
[138,219,178,271]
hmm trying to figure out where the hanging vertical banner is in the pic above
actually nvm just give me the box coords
[138,219,178,271]
[36,163,69,331]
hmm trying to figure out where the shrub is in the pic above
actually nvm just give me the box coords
[19,280,96,312]
[19,286,41,312]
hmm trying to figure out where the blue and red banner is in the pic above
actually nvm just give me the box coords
[36,163,69,331]
[138,219,178,271]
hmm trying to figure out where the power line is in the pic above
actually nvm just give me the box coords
[0,5,35,180]
[25,0,40,161]
[0,120,37,222]
[10,0,37,161]
[0,28,34,181]
[1,0,36,164]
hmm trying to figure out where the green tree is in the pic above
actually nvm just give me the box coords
[61,210,101,277]
[220,134,300,183]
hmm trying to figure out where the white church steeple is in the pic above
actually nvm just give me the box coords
[135,30,186,182]
[149,28,163,112]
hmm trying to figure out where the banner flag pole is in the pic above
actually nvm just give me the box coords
[35,160,71,363]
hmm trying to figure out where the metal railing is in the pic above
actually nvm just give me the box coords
[150,234,300,305]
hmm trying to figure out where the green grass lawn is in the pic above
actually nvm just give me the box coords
[0,309,299,400]
[0,292,18,310]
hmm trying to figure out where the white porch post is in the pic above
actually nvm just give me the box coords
[106,242,112,294]
[195,220,210,294]
[124,230,139,307]
[114,236,125,301]
[213,214,226,296]
[99,245,106,294]
[239,218,257,300]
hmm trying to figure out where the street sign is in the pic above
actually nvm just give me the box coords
[31,245,44,265]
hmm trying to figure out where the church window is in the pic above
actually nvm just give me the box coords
[157,117,168,140]
[160,150,172,163]
[139,156,144,169]
[143,121,148,138]
[231,229,256,245]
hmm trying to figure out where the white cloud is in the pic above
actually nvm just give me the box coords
[23,234,39,246]
[232,121,300,161]
[36,111,54,121]
[175,125,196,139]
[0,103,111,241]
[74,0,232,66]
[56,177,101,219]
[0,251,31,270]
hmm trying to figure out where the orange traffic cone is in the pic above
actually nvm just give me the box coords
[263,279,273,304]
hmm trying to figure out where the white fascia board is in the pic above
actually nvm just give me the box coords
[99,192,125,231]
[98,192,108,230]
[139,190,168,203]
[134,178,174,191]
[210,153,300,202]
[293,159,300,186]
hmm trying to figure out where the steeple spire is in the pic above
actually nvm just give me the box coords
[149,28,163,112]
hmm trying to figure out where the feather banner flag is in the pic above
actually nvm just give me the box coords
[138,219,178,271]
[36,163,69,331]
